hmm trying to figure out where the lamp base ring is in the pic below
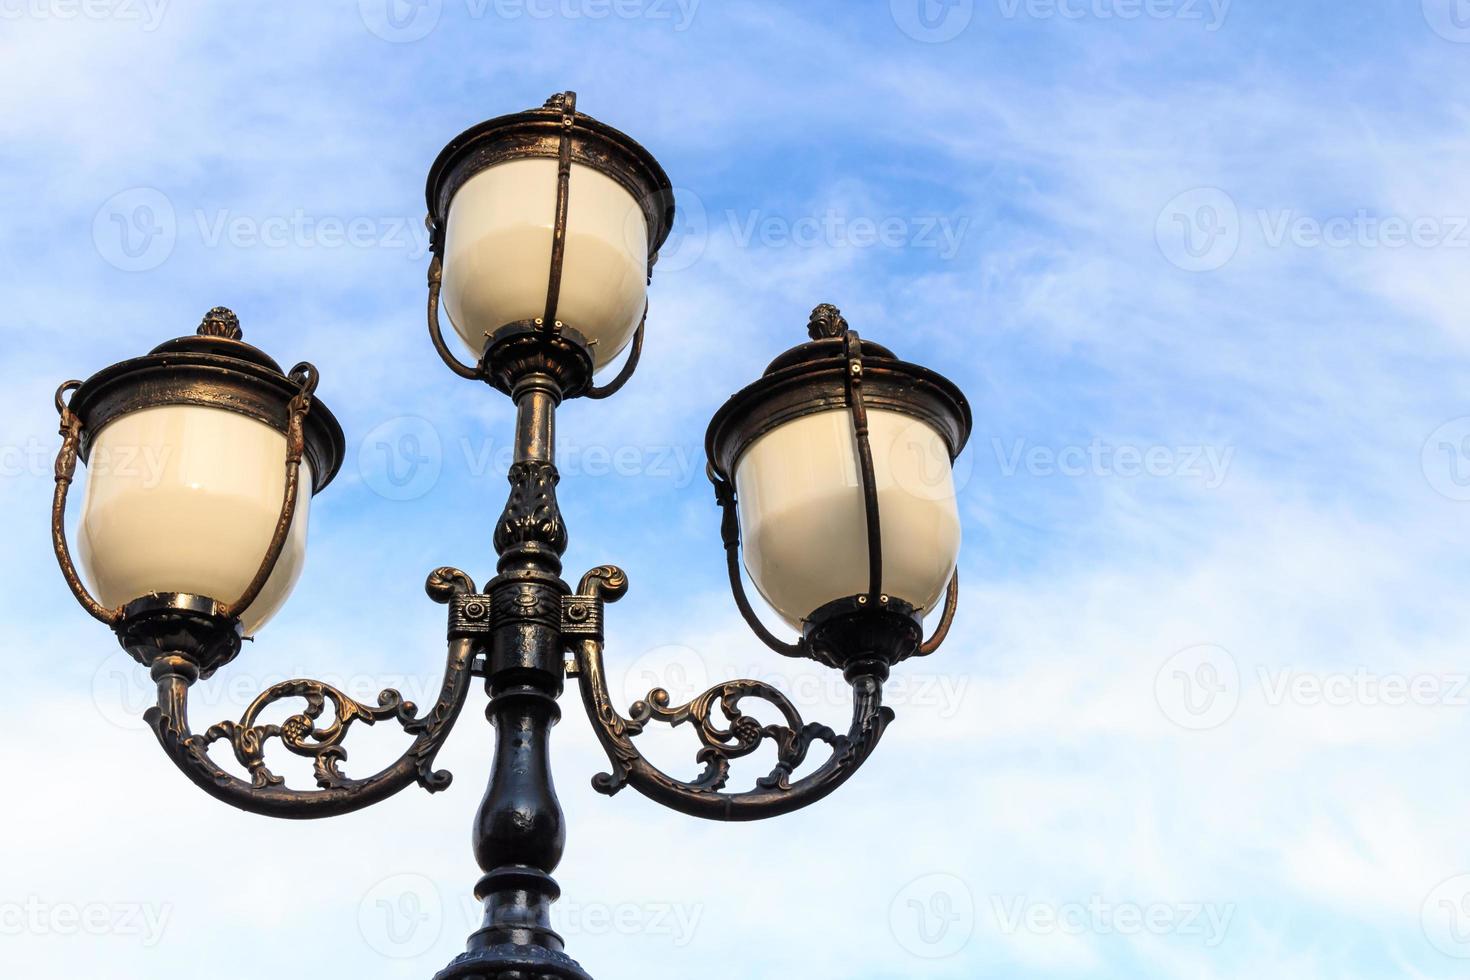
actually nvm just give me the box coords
[433,944,594,980]
[802,594,923,672]
[480,320,595,399]
[116,592,243,680]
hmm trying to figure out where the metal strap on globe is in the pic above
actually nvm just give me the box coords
[425,253,481,380]
[51,379,121,626]
[826,309,963,653]
[709,465,805,659]
[585,301,646,400]
[541,90,576,332]
[920,571,959,656]
[535,89,651,399]
[841,326,884,604]
[219,362,317,623]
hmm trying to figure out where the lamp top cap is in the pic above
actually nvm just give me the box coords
[425,89,676,258]
[148,306,284,373]
[763,304,896,375]
[67,306,346,493]
[704,303,973,485]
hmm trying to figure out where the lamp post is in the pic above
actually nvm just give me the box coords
[50,92,971,979]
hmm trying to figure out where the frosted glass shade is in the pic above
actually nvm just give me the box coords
[77,404,311,636]
[441,158,649,371]
[733,408,961,629]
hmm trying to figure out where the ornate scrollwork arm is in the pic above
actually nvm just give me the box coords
[142,567,481,819]
[569,566,894,821]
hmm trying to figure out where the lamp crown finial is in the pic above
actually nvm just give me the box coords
[198,307,242,341]
[807,303,849,340]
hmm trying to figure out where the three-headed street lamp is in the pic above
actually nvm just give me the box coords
[51,92,972,979]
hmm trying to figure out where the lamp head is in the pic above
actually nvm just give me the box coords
[706,304,970,659]
[63,309,344,643]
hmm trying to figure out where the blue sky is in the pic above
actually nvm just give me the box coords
[4,1,1470,977]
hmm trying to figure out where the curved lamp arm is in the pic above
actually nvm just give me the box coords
[142,567,481,820]
[52,381,121,626]
[568,566,894,822]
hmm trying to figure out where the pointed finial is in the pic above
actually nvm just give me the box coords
[543,91,577,114]
[197,307,242,340]
[807,303,849,340]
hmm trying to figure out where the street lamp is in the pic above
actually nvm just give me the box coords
[50,92,971,979]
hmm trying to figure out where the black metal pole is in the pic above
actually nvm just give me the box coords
[435,370,592,980]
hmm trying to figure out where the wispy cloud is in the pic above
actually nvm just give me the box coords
[4,2,1470,978]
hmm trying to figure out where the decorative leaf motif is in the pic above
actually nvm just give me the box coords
[194,680,422,789]
[494,460,567,555]
[568,565,894,819]
[622,679,853,794]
